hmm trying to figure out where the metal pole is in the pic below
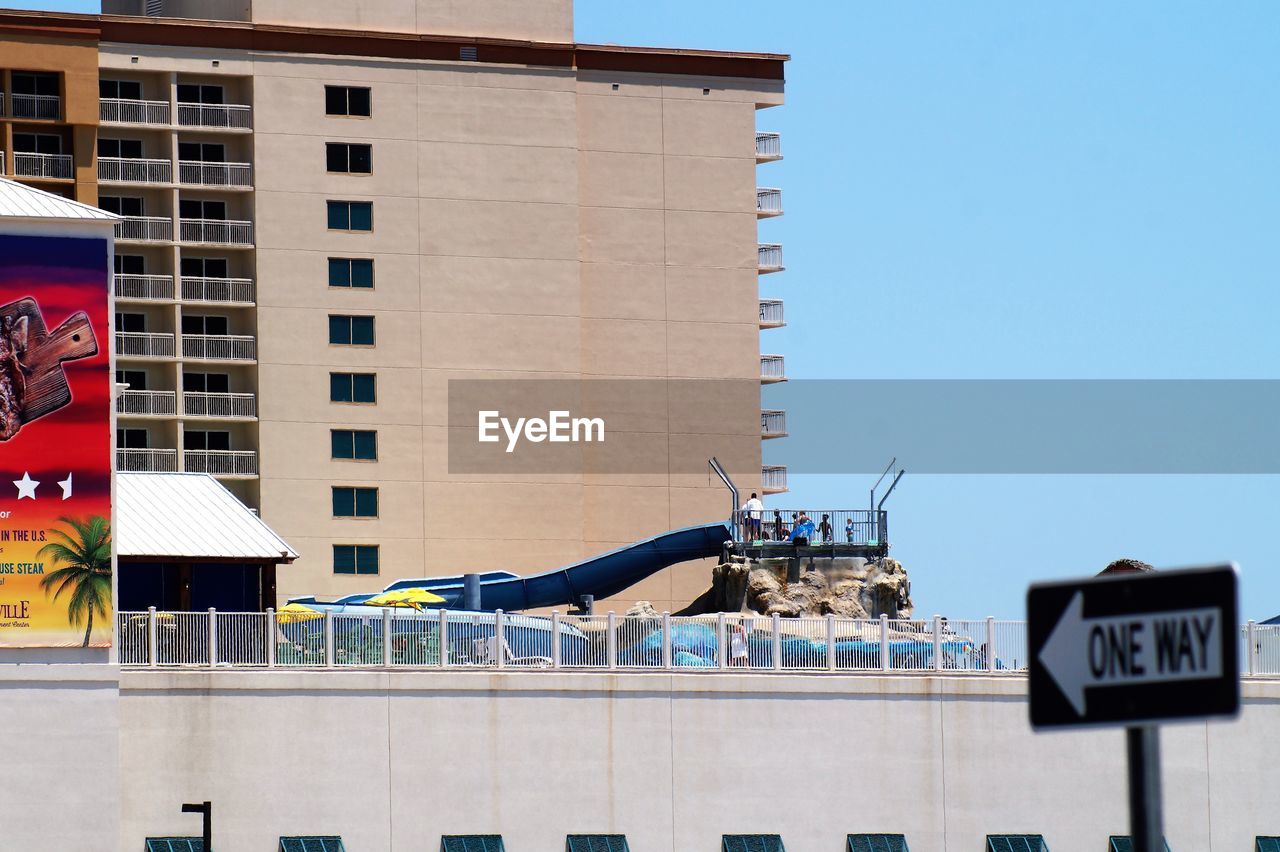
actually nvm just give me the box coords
[932,615,943,672]
[986,616,997,673]
[551,610,562,670]
[208,608,217,669]
[494,610,506,670]
[606,612,617,670]
[1126,725,1164,852]
[826,615,836,671]
[879,613,890,672]
[661,612,673,671]
[147,606,158,668]
[323,611,334,668]
[717,613,728,672]
[771,613,782,672]
[266,608,276,669]
[438,611,448,669]
[381,609,392,668]
[1247,620,1258,676]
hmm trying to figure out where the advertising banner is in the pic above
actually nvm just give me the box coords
[0,234,111,648]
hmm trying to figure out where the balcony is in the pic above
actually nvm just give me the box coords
[116,448,179,473]
[760,354,787,384]
[761,409,788,439]
[181,334,256,362]
[183,392,257,419]
[762,465,789,495]
[756,132,782,163]
[14,152,73,180]
[10,93,61,120]
[98,156,172,185]
[179,161,252,189]
[759,299,785,329]
[116,332,176,359]
[117,390,177,417]
[757,187,783,218]
[115,216,173,243]
[177,102,252,130]
[181,276,255,305]
[179,218,254,246]
[758,243,784,274]
[115,274,175,302]
[184,449,258,477]
[100,97,171,126]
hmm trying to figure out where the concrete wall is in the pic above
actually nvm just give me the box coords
[101,672,1280,852]
[249,0,574,42]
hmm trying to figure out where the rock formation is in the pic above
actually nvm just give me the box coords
[702,554,913,618]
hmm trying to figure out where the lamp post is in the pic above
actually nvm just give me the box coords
[181,801,211,851]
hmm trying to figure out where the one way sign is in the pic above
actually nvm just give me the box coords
[1028,565,1239,729]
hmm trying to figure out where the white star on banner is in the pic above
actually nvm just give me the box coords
[58,473,73,501]
[13,472,39,500]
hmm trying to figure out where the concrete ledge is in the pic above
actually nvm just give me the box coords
[0,663,120,685]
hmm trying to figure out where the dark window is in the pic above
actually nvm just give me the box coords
[181,257,230,278]
[330,372,377,404]
[101,79,143,100]
[723,838,785,852]
[117,369,148,390]
[184,430,231,451]
[184,372,230,393]
[182,315,230,336]
[1258,840,1280,852]
[331,430,378,460]
[115,313,146,333]
[848,837,908,852]
[326,143,372,174]
[443,837,505,852]
[986,838,1049,852]
[333,545,378,575]
[146,839,204,852]
[328,258,374,289]
[100,138,144,159]
[177,84,224,104]
[180,199,227,220]
[12,71,59,96]
[325,85,371,117]
[117,428,149,448]
[280,839,346,852]
[115,254,146,275]
[1107,840,1169,852]
[332,486,378,518]
[567,837,630,852]
[329,315,375,346]
[13,133,62,155]
[327,201,372,231]
[100,196,144,217]
[179,141,226,162]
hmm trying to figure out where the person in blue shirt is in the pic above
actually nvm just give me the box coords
[789,512,816,545]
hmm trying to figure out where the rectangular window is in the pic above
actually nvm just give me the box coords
[987,838,1049,852]
[848,837,908,852]
[100,138,144,159]
[177,83,224,104]
[331,430,378,460]
[326,201,372,232]
[184,430,231,451]
[332,486,378,518]
[330,372,377,404]
[117,428,149,448]
[14,132,63,155]
[179,141,226,162]
[182,315,230,336]
[101,79,143,100]
[147,839,204,852]
[329,315,375,346]
[326,143,372,174]
[181,257,230,278]
[116,369,148,389]
[325,85,371,117]
[115,254,146,275]
[568,837,630,852]
[180,199,227,220]
[184,372,230,393]
[328,258,374,289]
[115,312,146,333]
[443,837,505,852]
[723,838,785,852]
[12,71,59,96]
[280,839,346,852]
[333,544,378,575]
[1107,840,1169,852]
[1258,840,1280,852]
[100,196,144,217]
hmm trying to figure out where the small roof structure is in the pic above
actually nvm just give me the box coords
[0,178,118,222]
[116,473,297,563]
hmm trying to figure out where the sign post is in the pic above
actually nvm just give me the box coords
[1028,565,1239,852]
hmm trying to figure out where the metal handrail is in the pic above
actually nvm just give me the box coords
[757,187,783,216]
[178,160,252,188]
[760,409,787,438]
[115,274,176,301]
[183,392,257,419]
[756,132,782,160]
[184,450,259,476]
[116,448,179,472]
[10,93,60,120]
[177,102,252,129]
[760,354,786,381]
[179,218,254,246]
[758,243,784,272]
[181,334,257,362]
[734,508,887,546]
[98,156,172,184]
[14,152,73,179]
[181,276,255,304]
[114,216,173,243]
[117,390,178,416]
[761,465,789,493]
[759,299,784,328]
[100,97,171,125]
[116,332,176,358]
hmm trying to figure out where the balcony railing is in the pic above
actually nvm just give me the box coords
[179,161,252,188]
[115,216,173,243]
[759,299,784,329]
[761,354,787,383]
[98,156,172,184]
[734,509,886,547]
[0,149,5,175]
[183,392,257,419]
[184,450,258,477]
[757,187,783,217]
[182,334,256,362]
[115,274,175,301]
[762,465,789,494]
[14,152,73,180]
[116,448,179,473]
[177,102,252,130]
[116,332,176,359]
[756,131,782,162]
[758,243,784,273]
[179,218,254,246]
[117,390,177,417]
[10,93,61,120]
[761,409,787,439]
[181,276,255,305]
[100,97,171,125]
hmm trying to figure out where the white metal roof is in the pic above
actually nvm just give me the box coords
[116,473,298,563]
[0,178,118,222]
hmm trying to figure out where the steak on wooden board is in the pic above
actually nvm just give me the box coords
[0,314,29,441]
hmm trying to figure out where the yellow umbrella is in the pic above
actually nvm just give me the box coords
[276,602,324,624]
[364,588,446,610]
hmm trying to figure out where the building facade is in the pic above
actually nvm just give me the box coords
[0,1,788,612]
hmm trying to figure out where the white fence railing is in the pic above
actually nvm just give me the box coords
[116,449,179,473]
[115,216,173,243]
[179,218,254,246]
[98,156,172,184]
[757,187,783,216]
[756,131,782,160]
[177,102,252,129]
[117,390,177,416]
[14,152,73,179]
[761,409,787,438]
[183,392,256,419]
[100,97,171,125]
[760,354,786,381]
[762,465,789,493]
[179,160,252,188]
[181,334,256,361]
[759,299,784,327]
[10,93,60,120]
[184,450,258,477]
[116,332,176,359]
[115,274,175,301]
[181,276,255,304]
[758,243,784,272]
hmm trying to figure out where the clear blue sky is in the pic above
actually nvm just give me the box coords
[18,1,1280,618]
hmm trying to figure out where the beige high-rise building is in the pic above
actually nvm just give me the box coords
[0,1,787,613]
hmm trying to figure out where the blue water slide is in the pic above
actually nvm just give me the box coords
[377,521,732,612]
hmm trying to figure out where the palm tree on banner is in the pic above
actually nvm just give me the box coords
[38,516,112,647]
